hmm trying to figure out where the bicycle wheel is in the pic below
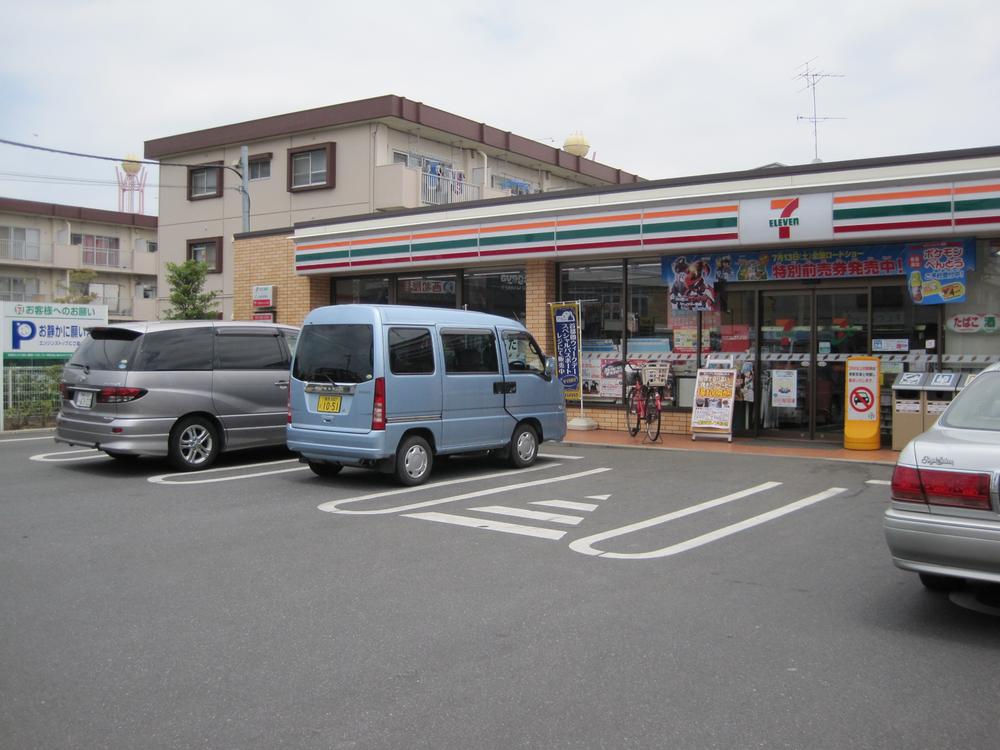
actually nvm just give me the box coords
[626,386,641,436]
[645,393,661,441]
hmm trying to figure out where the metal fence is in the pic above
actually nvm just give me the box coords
[1,364,62,430]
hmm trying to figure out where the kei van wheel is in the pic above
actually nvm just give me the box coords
[508,424,538,469]
[168,416,220,471]
[396,435,433,486]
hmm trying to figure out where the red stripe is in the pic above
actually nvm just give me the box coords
[479,245,557,257]
[833,219,952,233]
[557,239,642,252]
[350,256,411,267]
[955,215,1000,226]
[642,232,739,246]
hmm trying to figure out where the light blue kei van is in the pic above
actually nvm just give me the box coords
[287,304,567,485]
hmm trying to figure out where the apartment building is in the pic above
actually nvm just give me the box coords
[144,95,641,320]
[0,197,158,320]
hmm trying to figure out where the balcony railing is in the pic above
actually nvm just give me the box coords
[421,173,481,206]
[0,239,47,262]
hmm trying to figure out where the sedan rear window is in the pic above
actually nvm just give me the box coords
[940,372,1000,431]
[293,324,373,383]
[67,328,141,371]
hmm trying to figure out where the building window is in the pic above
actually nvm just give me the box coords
[87,282,122,313]
[187,237,223,273]
[0,276,40,301]
[288,142,335,192]
[463,268,525,321]
[72,233,121,267]
[249,154,271,180]
[0,225,41,260]
[187,164,223,200]
[146,241,158,253]
[397,273,458,309]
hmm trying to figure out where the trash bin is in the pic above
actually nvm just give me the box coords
[891,372,926,450]
[922,372,961,431]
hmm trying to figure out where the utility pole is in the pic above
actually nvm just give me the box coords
[795,59,845,162]
[240,145,250,233]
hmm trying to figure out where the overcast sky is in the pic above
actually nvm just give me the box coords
[2,0,998,215]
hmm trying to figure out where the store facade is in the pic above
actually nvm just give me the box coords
[234,146,1000,444]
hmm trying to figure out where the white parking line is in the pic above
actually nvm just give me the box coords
[571,485,845,559]
[470,505,584,525]
[30,448,109,462]
[148,459,305,484]
[402,512,568,540]
[865,479,891,485]
[319,466,612,515]
[537,452,583,460]
[532,499,599,512]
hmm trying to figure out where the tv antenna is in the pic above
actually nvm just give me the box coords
[794,59,845,162]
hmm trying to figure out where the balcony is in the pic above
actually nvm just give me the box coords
[49,244,157,276]
[420,172,482,206]
[375,164,516,211]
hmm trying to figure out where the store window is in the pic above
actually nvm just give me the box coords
[561,261,624,400]
[397,273,457,308]
[333,277,391,304]
[463,268,525,321]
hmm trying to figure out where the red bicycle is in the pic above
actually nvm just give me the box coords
[616,360,664,441]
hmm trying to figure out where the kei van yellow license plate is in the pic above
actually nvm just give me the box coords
[317,395,342,413]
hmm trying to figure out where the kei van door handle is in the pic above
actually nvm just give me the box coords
[493,382,516,394]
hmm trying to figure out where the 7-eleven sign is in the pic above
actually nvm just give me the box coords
[740,194,834,244]
[770,198,800,239]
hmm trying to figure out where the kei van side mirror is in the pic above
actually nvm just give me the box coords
[545,356,556,378]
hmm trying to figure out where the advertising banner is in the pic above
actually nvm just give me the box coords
[844,356,881,450]
[550,302,582,400]
[690,368,737,439]
[3,302,108,360]
[662,239,975,294]
[770,369,798,408]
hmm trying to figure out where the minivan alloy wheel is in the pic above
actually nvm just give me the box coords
[168,416,220,471]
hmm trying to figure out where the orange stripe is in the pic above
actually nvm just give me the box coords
[954,183,1000,195]
[478,220,556,234]
[408,226,478,241]
[350,233,411,247]
[834,188,952,204]
[557,212,642,226]
[770,199,794,210]
[299,239,351,251]
[644,204,738,219]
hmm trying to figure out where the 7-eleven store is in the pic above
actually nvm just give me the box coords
[233,145,1000,444]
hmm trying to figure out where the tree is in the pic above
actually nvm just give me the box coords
[164,260,218,319]
[55,269,98,303]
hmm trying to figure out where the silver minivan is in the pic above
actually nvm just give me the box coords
[287,304,567,485]
[55,321,299,470]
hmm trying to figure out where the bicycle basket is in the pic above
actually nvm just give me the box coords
[641,364,671,387]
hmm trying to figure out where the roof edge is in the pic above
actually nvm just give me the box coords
[0,196,157,228]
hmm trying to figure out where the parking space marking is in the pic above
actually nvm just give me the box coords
[2,435,56,443]
[30,448,109,462]
[320,466,611,515]
[148,459,306,484]
[865,479,891,486]
[470,505,584,525]
[402,512,568,540]
[532,499,599,512]
[586,494,611,501]
[571,485,845,559]
[537,452,584,460]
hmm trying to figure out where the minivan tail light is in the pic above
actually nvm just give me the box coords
[890,465,925,503]
[372,377,386,430]
[97,386,147,403]
[919,468,992,510]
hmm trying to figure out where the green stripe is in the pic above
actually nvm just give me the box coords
[296,248,350,261]
[479,231,555,247]
[833,202,951,220]
[555,224,642,241]
[643,217,737,234]
[955,197,1000,212]
[410,238,479,254]
[350,243,411,258]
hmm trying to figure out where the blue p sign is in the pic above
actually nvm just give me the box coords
[11,320,37,350]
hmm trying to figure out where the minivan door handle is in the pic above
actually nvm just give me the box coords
[493,381,516,394]
[274,380,289,389]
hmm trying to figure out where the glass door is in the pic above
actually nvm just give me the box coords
[759,291,811,438]
[814,290,869,441]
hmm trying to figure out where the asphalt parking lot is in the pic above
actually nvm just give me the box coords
[2,429,999,749]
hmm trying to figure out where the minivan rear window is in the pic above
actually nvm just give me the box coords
[67,328,141,371]
[293,324,373,383]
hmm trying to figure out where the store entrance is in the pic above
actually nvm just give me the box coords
[758,288,869,441]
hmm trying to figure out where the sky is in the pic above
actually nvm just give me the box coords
[1,0,998,215]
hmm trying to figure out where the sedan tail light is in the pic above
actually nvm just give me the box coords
[96,386,147,403]
[891,464,993,510]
